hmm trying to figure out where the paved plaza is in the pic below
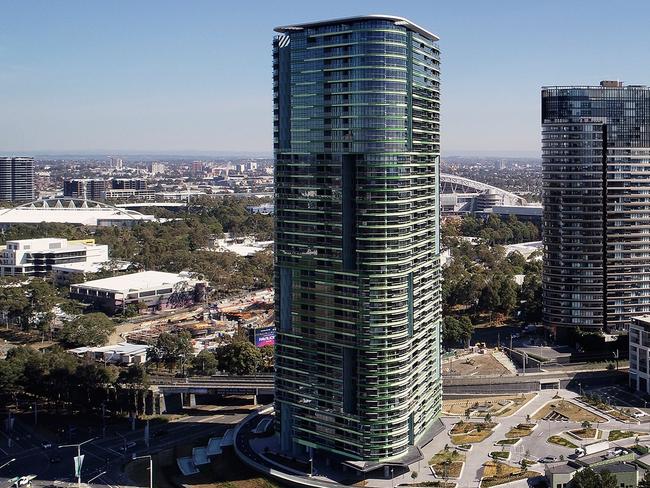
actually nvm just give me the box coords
[236,389,650,488]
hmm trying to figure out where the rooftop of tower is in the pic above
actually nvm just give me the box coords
[274,15,439,42]
[542,81,648,90]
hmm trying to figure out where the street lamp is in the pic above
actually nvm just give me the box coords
[134,454,153,488]
[0,458,15,470]
[86,471,107,484]
[59,437,96,487]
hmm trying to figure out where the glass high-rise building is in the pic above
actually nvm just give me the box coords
[0,157,34,202]
[542,81,650,335]
[272,16,442,466]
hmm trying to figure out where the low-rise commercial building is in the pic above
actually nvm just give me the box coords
[546,461,638,488]
[68,342,148,365]
[70,270,207,314]
[0,238,109,278]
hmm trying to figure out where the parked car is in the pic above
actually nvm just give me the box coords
[539,456,559,463]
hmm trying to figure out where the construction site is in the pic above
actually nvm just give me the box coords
[110,288,275,352]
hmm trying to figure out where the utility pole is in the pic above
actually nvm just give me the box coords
[59,437,96,487]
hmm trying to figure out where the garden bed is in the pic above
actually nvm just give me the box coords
[495,439,519,446]
[547,435,577,449]
[489,452,510,460]
[568,428,599,440]
[608,430,644,441]
[504,423,535,438]
[533,400,606,423]
[450,421,497,444]
[481,462,540,488]
[429,449,466,479]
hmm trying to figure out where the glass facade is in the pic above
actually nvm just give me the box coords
[272,16,441,463]
[542,82,650,333]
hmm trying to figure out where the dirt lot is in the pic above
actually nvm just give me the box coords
[443,393,535,418]
[443,353,512,376]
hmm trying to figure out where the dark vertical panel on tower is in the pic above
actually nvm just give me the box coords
[343,347,358,415]
[279,267,293,332]
[342,154,357,271]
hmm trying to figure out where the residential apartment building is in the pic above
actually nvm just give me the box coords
[273,15,442,467]
[63,179,108,200]
[542,82,650,334]
[0,157,34,202]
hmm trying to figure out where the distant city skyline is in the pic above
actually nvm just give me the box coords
[2,0,650,155]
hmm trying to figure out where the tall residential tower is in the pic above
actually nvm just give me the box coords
[273,16,442,466]
[542,81,650,335]
[0,157,34,202]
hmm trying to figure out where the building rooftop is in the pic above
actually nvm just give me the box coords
[275,15,439,41]
[631,315,650,329]
[69,342,148,355]
[578,451,630,467]
[2,237,98,252]
[0,198,156,226]
[545,463,576,474]
[594,462,637,474]
[74,270,201,293]
[542,82,649,90]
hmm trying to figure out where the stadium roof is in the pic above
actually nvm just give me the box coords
[0,198,156,226]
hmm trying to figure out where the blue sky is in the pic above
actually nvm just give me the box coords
[2,0,650,156]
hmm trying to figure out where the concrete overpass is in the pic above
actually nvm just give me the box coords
[148,369,627,412]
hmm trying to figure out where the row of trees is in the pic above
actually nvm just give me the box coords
[443,214,540,246]
[0,346,150,415]
[442,240,541,318]
[441,215,543,348]
[0,332,275,416]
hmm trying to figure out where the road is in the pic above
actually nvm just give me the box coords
[0,404,253,487]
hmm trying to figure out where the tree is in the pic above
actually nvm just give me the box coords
[216,341,263,375]
[189,350,218,376]
[59,313,116,347]
[0,286,29,326]
[442,316,474,347]
[117,364,149,416]
[572,468,616,488]
[520,271,542,322]
[149,331,194,373]
[260,344,274,371]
